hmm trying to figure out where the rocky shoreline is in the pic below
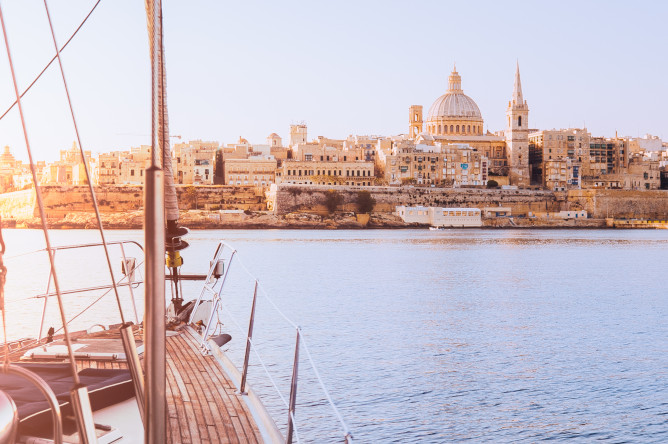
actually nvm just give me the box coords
[2,210,619,229]
[9,210,406,230]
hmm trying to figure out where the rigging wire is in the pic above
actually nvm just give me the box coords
[0,3,81,385]
[0,0,103,124]
[41,0,127,325]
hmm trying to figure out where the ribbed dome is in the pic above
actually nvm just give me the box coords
[427,93,482,120]
[426,67,482,121]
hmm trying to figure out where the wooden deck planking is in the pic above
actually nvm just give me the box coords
[178,330,256,443]
[180,331,261,443]
[165,330,264,444]
[14,327,266,443]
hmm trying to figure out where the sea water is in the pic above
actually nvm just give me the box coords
[3,229,667,442]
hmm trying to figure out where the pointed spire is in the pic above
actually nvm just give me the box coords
[512,61,523,104]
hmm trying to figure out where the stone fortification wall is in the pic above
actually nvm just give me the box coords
[0,185,267,219]
[567,189,668,219]
[274,185,561,216]
[0,189,35,219]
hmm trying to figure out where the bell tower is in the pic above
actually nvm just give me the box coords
[409,105,423,139]
[505,62,530,186]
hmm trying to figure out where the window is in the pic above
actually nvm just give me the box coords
[518,116,522,127]
[450,125,454,133]
[305,154,312,161]
[456,125,460,133]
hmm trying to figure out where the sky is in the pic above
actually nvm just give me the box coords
[0,0,666,162]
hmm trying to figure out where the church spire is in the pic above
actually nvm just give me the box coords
[512,61,523,105]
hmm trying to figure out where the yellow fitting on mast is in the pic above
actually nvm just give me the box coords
[166,251,183,268]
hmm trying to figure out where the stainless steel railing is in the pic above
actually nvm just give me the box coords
[191,240,354,444]
[31,240,145,342]
[9,238,354,443]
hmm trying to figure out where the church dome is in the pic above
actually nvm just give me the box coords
[427,92,482,120]
[426,67,482,121]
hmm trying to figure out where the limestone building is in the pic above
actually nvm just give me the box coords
[224,157,278,187]
[379,142,488,187]
[289,124,307,146]
[275,160,374,186]
[411,65,530,180]
[529,128,590,188]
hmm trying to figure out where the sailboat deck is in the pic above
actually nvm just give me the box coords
[165,328,262,444]
[14,327,264,443]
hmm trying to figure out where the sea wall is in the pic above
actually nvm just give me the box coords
[0,189,35,219]
[0,185,267,219]
[3,185,668,225]
[274,185,562,216]
[566,189,668,219]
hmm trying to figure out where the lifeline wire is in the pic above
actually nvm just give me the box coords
[0,3,81,385]
[42,0,127,325]
[0,0,102,123]
[218,303,303,443]
[215,248,350,441]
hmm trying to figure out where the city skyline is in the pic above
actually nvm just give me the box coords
[0,0,666,163]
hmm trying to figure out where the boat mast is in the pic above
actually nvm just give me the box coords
[144,0,166,442]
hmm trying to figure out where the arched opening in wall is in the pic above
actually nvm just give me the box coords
[414,113,418,122]
[467,125,471,133]
[444,125,448,134]
[456,125,459,133]
[518,116,522,127]
[438,124,442,134]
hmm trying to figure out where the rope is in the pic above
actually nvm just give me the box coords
[0,0,102,123]
[0,215,8,365]
[0,3,80,385]
[41,0,127,325]
[145,0,161,167]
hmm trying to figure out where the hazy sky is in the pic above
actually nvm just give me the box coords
[0,0,666,162]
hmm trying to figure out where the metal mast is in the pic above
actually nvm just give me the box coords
[144,0,166,442]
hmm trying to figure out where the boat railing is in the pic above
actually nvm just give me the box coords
[6,239,354,442]
[190,241,354,444]
[5,240,145,348]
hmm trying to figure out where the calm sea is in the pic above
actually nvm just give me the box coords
[3,229,668,443]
